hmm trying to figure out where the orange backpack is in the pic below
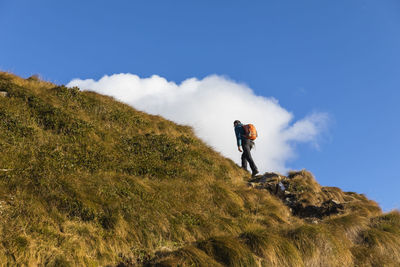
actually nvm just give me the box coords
[243,124,258,140]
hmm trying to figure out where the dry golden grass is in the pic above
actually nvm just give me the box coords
[240,226,303,267]
[286,223,353,267]
[1,72,400,266]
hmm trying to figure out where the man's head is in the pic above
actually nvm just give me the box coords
[233,120,241,127]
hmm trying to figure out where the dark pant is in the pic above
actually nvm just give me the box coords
[241,138,258,173]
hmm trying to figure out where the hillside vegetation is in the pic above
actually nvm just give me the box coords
[0,72,399,266]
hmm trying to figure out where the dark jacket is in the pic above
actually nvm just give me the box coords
[234,123,246,147]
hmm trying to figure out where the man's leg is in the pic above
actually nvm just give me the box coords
[241,152,248,170]
[243,139,258,175]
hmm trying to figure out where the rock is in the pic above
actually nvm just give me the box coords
[248,173,347,219]
[249,172,281,184]
[0,91,8,97]
[321,199,344,215]
[276,182,286,198]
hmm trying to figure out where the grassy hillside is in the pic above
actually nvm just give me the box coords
[0,72,399,266]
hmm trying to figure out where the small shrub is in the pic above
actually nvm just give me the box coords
[99,207,119,230]
[54,196,95,221]
[27,95,92,135]
[0,111,35,138]
[27,74,40,82]
[14,236,29,250]
[52,85,80,100]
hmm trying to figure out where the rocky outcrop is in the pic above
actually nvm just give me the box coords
[248,170,379,220]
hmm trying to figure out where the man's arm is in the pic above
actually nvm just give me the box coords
[234,126,242,152]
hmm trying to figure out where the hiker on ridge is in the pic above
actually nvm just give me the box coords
[234,120,259,177]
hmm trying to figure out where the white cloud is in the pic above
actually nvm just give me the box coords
[67,73,328,173]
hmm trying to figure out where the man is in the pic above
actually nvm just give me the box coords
[234,120,259,176]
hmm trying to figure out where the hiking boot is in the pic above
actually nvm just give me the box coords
[252,170,259,177]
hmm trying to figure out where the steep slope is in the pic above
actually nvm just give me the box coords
[0,72,399,267]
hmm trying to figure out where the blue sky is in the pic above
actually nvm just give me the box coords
[1,0,399,211]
